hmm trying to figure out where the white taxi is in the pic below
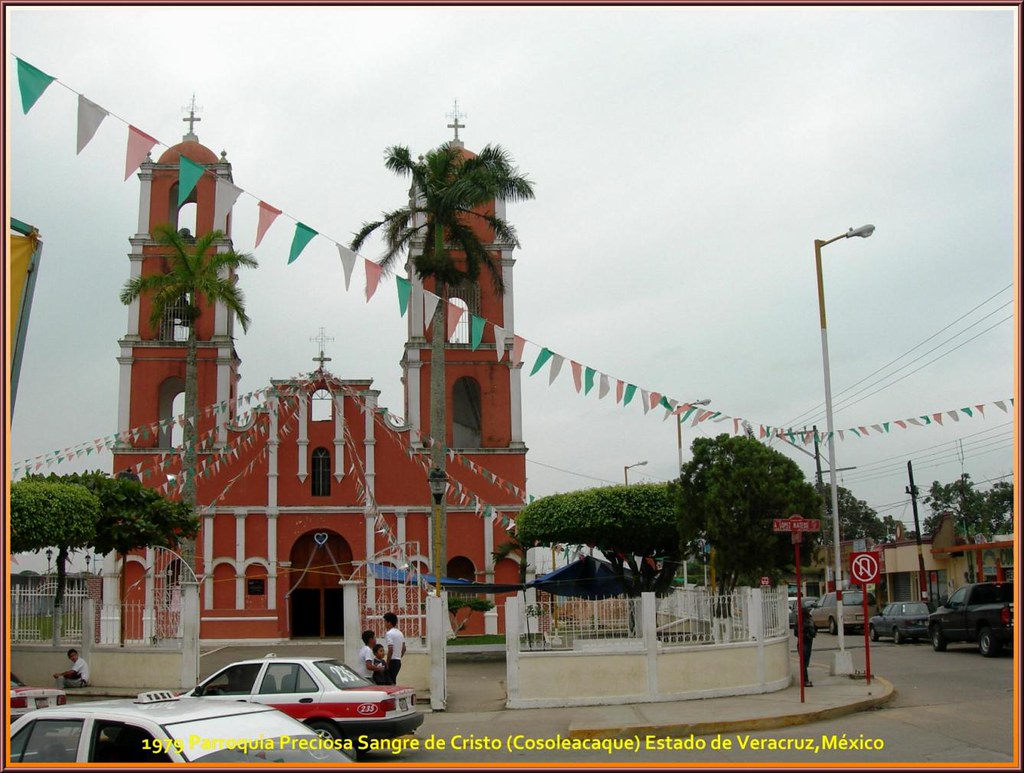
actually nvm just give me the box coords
[10,673,66,718]
[9,691,355,764]
[189,655,422,752]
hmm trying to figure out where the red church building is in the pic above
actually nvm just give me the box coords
[112,123,528,641]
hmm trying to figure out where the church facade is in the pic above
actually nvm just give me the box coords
[112,127,528,641]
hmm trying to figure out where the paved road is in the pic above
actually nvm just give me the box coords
[380,633,1016,765]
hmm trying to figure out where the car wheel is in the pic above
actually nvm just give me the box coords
[931,624,947,652]
[870,625,879,642]
[978,626,1002,657]
[893,627,903,645]
[307,720,342,740]
[828,617,837,636]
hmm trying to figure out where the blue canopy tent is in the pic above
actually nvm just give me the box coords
[528,555,628,599]
[366,563,522,594]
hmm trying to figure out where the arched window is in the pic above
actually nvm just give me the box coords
[311,389,333,422]
[452,377,482,448]
[446,556,476,582]
[311,448,331,496]
[158,378,185,448]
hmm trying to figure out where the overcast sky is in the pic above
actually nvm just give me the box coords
[6,5,1018,550]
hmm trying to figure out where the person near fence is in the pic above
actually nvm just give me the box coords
[53,648,89,688]
[355,629,387,681]
[371,644,393,685]
[382,612,406,683]
[798,605,816,686]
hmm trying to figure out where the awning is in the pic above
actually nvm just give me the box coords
[528,556,628,599]
[366,562,523,594]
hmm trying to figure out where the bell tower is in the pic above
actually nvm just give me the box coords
[400,124,526,458]
[114,116,241,471]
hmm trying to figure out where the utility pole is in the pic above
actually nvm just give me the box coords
[813,425,833,591]
[906,461,929,606]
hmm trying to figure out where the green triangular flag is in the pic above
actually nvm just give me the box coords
[17,58,55,114]
[623,384,637,406]
[659,396,673,411]
[584,367,596,395]
[288,222,318,264]
[470,315,485,350]
[396,276,412,317]
[178,156,205,205]
[530,347,553,377]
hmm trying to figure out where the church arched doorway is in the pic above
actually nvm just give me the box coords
[286,531,352,638]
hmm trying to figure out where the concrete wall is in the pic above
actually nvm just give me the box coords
[11,645,187,690]
[505,592,791,709]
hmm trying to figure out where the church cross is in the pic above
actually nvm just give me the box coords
[310,327,334,371]
[182,94,202,138]
[446,100,466,141]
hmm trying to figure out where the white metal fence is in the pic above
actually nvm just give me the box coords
[9,581,88,643]
[518,586,789,651]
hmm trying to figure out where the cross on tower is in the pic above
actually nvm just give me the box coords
[310,327,334,371]
[446,99,466,142]
[182,94,202,140]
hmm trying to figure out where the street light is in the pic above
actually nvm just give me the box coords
[814,223,875,675]
[677,399,711,471]
[428,467,449,597]
[624,460,647,485]
[46,548,53,576]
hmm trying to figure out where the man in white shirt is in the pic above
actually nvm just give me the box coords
[382,612,406,683]
[355,630,378,680]
[53,648,89,688]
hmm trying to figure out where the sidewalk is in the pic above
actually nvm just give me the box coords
[68,644,894,739]
[425,654,894,741]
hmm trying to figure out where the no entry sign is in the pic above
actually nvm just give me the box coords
[850,551,881,584]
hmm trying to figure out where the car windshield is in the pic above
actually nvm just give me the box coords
[165,711,353,763]
[11,674,26,688]
[843,592,873,606]
[314,659,373,690]
[904,602,929,615]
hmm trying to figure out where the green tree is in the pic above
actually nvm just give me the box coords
[516,483,680,596]
[351,142,534,565]
[119,225,257,570]
[836,486,886,542]
[492,527,532,585]
[448,596,495,635]
[674,434,821,594]
[10,479,101,628]
[922,474,1013,537]
[35,471,200,557]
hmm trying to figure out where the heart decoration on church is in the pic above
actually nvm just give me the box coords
[314,532,328,546]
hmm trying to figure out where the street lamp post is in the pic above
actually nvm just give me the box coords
[814,223,875,675]
[624,460,647,485]
[677,399,711,472]
[428,467,449,597]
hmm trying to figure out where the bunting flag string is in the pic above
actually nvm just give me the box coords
[12,56,1013,450]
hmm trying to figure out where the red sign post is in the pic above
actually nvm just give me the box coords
[849,551,881,686]
[773,515,821,703]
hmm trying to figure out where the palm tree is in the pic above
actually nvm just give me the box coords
[351,142,534,566]
[120,224,257,570]
[492,528,532,585]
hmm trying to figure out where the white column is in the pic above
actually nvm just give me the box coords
[296,390,308,482]
[267,395,279,508]
[642,593,658,699]
[143,548,156,642]
[216,348,232,446]
[135,165,153,237]
[203,513,215,608]
[267,510,278,610]
[117,349,134,436]
[333,392,345,481]
[235,510,246,609]
[363,390,377,499]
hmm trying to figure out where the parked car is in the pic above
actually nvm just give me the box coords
[189,655,422,750]
[869,601,930,643]
[928,581,1013,657]
[810,590,876,634]
[9,690,354,763]
[10,674,66,718]
[788,597,818,629]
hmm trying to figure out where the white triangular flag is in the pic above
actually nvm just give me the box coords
[493,324,508,361]
[548,354,565,385]
[76,95,108,154]
[213,178,242,230]
[337,244,358,290]
[423,292,441,335]
[598,373,610,400]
